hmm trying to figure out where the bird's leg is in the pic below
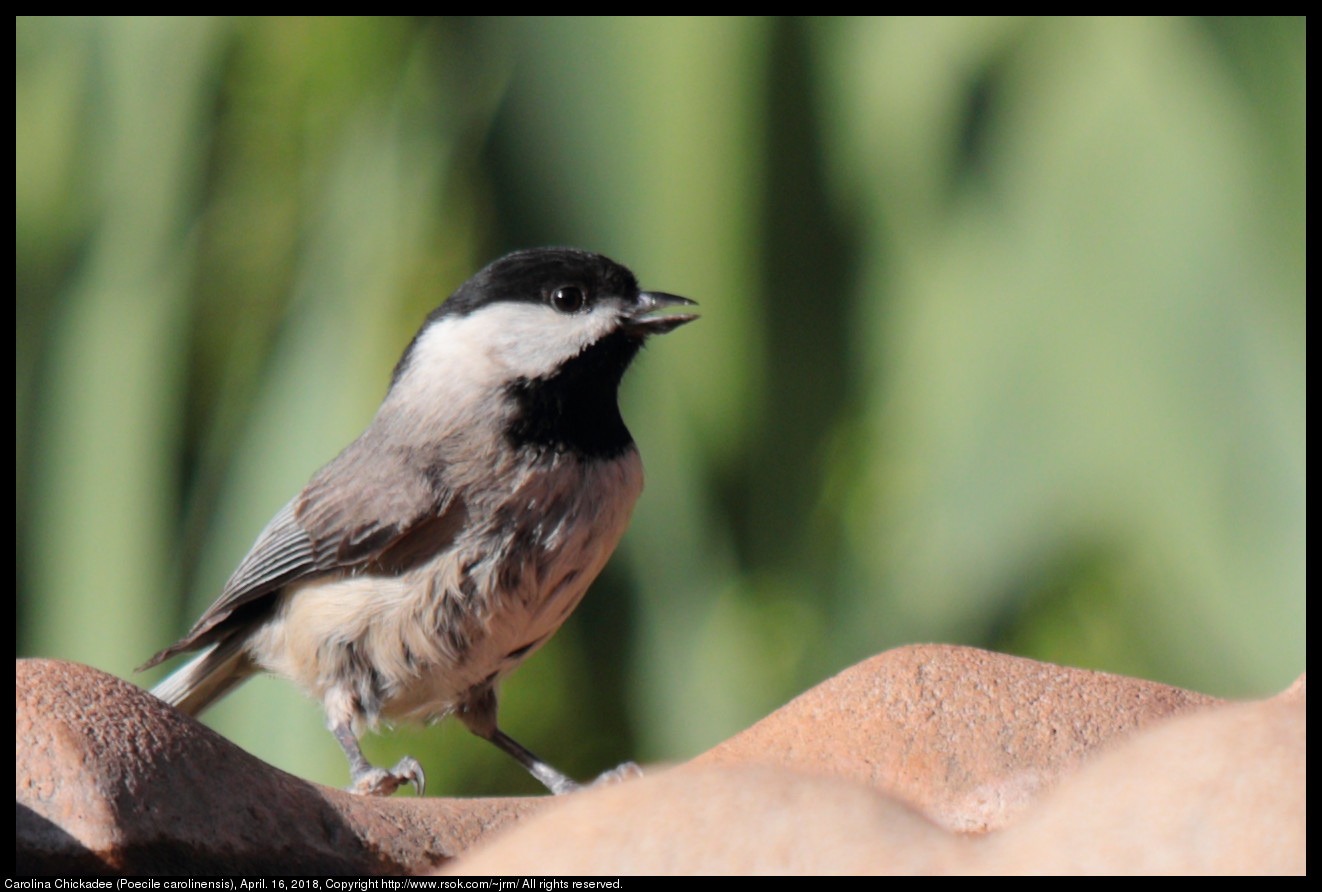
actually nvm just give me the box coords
[486,727,581,795]
[331,722,425,797]
[459,686,641,795]
[326,692,424,797]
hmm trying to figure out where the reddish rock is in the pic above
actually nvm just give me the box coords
[979,689,1306,874]
[15,659,542,875]
[446,764,968,875]
[1275,671,1306,702]
[450,664,1305,875]
[692,644,1220,832]
[17,653,1305,875]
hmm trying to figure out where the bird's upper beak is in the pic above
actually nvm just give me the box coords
[622,291,699,335]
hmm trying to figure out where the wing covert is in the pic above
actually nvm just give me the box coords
[141,438,457,670]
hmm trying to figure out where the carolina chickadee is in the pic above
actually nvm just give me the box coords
[141,248,696,797]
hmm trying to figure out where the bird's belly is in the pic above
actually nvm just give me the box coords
[249,450,643,726]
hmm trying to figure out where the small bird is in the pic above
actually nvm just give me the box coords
[141,248,696,797]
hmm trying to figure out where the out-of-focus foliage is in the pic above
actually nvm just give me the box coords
[16,17,1305,794]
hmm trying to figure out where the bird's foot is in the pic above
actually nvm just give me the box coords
[545,761,642,795]
[590,761,643,787]
[348,756,426,797]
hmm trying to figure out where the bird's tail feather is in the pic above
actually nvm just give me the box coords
[150,635,257,717]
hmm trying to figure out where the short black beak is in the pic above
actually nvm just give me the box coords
[623,291,699,335]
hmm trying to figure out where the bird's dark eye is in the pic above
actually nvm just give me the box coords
[551,285,585,313]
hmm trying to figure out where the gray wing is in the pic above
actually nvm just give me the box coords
[141,435,463,670]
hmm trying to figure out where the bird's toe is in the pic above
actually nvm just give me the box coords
[590,761,643,787]
[348,756,426,797]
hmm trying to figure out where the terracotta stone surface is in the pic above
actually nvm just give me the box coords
[448,686,1305,875]
[692,644,1221,832]
[979,690,1306,874]
[445,764,968,875]
[17,652,1305,875]
[15,659,542,875]
[450,665,1305,875]
[1275,671,1306,702]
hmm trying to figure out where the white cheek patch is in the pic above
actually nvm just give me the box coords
[401,301,625,399]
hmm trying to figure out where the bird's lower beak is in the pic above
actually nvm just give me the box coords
[623,291,699,335]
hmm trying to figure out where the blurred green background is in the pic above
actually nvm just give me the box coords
[16,17,1306,795]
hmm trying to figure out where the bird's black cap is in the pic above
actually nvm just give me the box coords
[439,248,641,319]
[390,248,695,391]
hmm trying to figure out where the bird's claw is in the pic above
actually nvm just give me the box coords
[348,756,426,797]
[534,761,641,796]
[590,761,643,787]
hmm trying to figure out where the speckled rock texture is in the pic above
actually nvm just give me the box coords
[693,645,1222,832]
[16,647,1305,875]
[15,659,541,874]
